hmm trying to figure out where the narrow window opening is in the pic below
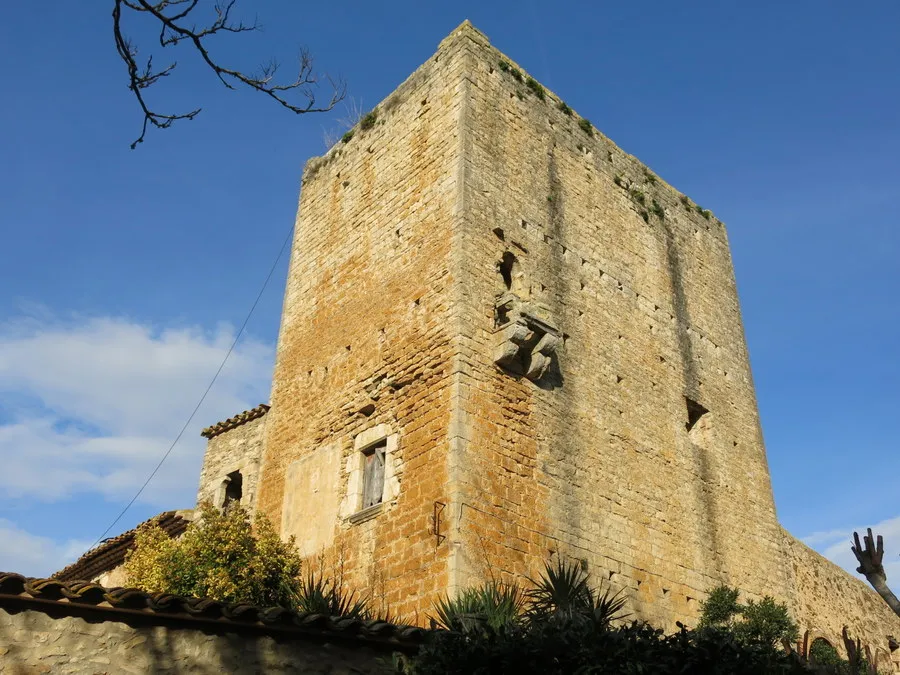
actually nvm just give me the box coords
[685,398,708,432]
[223,470,243,511]
[361,440,387,509]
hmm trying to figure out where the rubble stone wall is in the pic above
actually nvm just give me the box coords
[0,607,397,674]
[197,414,267,517]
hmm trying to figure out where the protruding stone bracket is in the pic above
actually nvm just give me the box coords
[493,294,561,382]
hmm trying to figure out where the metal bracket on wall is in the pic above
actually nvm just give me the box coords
[432,501,446,547]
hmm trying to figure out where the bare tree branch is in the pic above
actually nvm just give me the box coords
[851,528,900,618]
[113,0,345,148]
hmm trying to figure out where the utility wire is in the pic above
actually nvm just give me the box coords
[89,224,294,549]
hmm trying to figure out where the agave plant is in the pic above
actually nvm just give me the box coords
[295,571,370,618]
[432,581,525,634]
[526,559,628,628]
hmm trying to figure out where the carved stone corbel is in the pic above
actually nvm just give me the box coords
[492,294,561,382]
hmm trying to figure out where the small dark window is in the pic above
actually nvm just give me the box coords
[223,470,243,511]
[362,440,387,509]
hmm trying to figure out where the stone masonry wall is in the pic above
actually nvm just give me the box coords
[255,30,474,619]
[0,607,397,674]
[445,23,791,630]
[197,414,267,517]
[782,530,900,672]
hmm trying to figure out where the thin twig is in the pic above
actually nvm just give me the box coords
[112,0,345,148]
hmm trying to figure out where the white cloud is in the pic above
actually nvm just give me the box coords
[0,518,92,578]
[803,515,900,583]
[0,313,274,507]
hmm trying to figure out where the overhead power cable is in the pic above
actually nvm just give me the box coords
[89,224,294,549]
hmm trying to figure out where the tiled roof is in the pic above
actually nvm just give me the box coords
[201,403,270,439]
[54,511,191,582]
[0,572,427,651]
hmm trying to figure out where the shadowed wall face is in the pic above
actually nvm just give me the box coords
[443,24,790,630]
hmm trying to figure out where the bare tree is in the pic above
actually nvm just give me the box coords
[112,0,345,148]
[852,528,900,618]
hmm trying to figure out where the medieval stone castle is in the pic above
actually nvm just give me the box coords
[191,21,899,665]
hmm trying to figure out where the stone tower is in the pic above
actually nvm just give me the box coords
[252,20,790,624]
[196,23,900,658]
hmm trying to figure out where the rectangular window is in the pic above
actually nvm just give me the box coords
[361,440,387,509]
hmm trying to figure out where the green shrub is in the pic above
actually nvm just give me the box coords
[650,199,665,220]
[557,101,572,116]
[526,77,545,100]
[341,130,354,143]
[125,503,303,608]
[360,110,378,130]
[699,585,798,647]
[578,118,593,136]
[629,188,646,205]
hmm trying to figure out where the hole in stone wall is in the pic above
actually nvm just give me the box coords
[346,345,352,352]
[498,252,518,291]
[616,375,623,383]
[495,303,510,327]
[358,403,376,417]
[492,227,505,240]
[685,397,709,433]
[414,298,420,306]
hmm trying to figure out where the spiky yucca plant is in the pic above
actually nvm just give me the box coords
[526,559,628,628]
[432,582,525,634]
[295,571,370,618]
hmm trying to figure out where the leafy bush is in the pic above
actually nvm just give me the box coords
[699,584,798,646]
[405,618,811,674]
[402,569,820,674]
[578,118,594,136]
[125,502,303,608]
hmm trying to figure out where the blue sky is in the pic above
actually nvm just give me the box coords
[0,2,897,581]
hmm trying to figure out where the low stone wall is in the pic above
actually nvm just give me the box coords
[0,573,421,675]
[783,529,900,672]
[0,607,409,674]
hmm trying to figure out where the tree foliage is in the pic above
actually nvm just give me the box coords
[698,584,799,646]
[124,502,303,607]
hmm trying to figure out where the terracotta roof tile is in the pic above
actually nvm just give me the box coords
[0,572,427,651]
[201,403,270,439]
[54,511,191,582]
